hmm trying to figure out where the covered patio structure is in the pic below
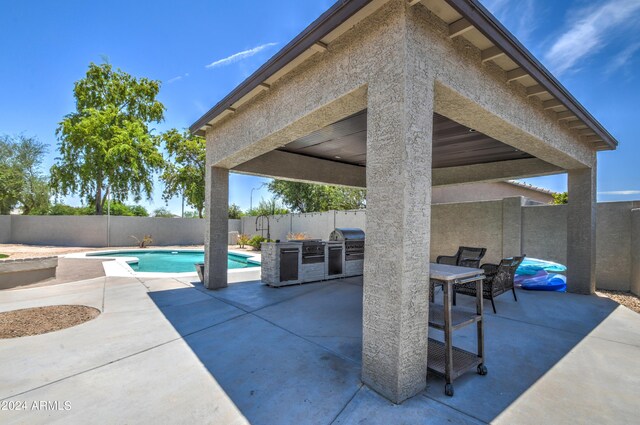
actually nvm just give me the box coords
[191,0,617,403]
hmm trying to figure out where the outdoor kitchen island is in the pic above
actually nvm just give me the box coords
[261,228,364,287]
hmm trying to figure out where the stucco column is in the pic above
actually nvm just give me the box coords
[362,68,434,401]
[566,166,596,294]
[204,166,229,289]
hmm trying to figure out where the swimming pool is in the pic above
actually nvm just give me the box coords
[88,250,260,273]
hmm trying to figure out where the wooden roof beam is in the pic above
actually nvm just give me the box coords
[449,18,473,38]
[567,120,587,129]
[310,41,328,53]
[526,84,547,97]
[577,128,595,136]
[481,45,505,62]
[583,135,603,143]
[542,99,563,110]
[506,67,528,82]
[556,111,576,121]
[407,0,422,6]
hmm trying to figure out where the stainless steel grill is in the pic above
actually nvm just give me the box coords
[329,228,365,241]
[329,228,364,261]
[301,240,325,264]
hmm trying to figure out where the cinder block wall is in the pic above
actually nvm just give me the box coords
[631,209,640,295]
[2,200,640,294]
[0,216,11,243]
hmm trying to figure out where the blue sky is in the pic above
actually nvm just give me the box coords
[1,0,638,214]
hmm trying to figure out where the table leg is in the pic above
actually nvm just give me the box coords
[444,281,453,389]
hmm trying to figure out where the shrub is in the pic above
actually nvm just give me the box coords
[130,235,153,248]
[248,235,272,250]
[237,234,251,249]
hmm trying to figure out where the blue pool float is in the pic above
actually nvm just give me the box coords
[515,258,567,292]
[521,274,567,292]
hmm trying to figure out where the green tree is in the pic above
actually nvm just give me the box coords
[0,135,50,215]
[50,62,165,215]
[552,192,568,204]
[159,129,206,218]
[0,139,24,214]
[99,201,148,216]
[48,203,84,215]
[153,207,175,218]
[246,198,289,216]
[267,180,366,213]
[183,210,200,218]
[228,203,244,219]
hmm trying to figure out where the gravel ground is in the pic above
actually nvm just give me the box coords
[0,305,100,338]
[597,290,640,314]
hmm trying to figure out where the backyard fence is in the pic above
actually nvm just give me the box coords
[1,198,639,294]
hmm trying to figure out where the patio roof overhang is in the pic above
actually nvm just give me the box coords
[198,0,608,405]
[190,0,618,151]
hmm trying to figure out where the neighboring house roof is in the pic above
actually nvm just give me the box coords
[505,180,557,195]
[190,0,618,151]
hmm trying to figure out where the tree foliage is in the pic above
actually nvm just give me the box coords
[159,129,206,218]
[0,135,50,215]
[246,198,289,216]
[552,192,568,205]
[50,62,165,215]
[228,203,244,219]
[47,202,148,216]
[153,207,175,218]
[267,180,366,213]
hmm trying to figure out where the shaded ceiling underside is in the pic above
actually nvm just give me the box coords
[278,111,533,168]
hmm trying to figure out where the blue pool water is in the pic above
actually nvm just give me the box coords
[89,250,260,273]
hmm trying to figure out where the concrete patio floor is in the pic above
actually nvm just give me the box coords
[1,273,639,424]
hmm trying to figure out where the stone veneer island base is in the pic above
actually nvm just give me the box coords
[261,241,362,287]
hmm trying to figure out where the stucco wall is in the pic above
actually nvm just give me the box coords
[240,211,367,242]
[106,216,206,247]
[521,201,640,292]
[522,205,568,265]
[237,199,639,291]
[2,216,239,247]
[430,200,504,264]
[0,215,11,243]
[432,182,552,204]
[10,215,109,247]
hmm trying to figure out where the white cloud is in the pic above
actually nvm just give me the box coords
[605,42,640,75]
[598,190,640,195]
[205,42,278,69]
[166,73,190,84]
[480,0,536,44]
[545,0,640,75]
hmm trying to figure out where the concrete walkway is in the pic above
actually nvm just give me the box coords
[1,274,638,424]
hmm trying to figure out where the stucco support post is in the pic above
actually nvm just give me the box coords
[567,166,596,294]
[361,69,434,402]
[204,166,229,289]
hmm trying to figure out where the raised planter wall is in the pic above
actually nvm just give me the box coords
[0,256,58,289]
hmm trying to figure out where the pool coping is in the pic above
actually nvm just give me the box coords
[64,248,261,279]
